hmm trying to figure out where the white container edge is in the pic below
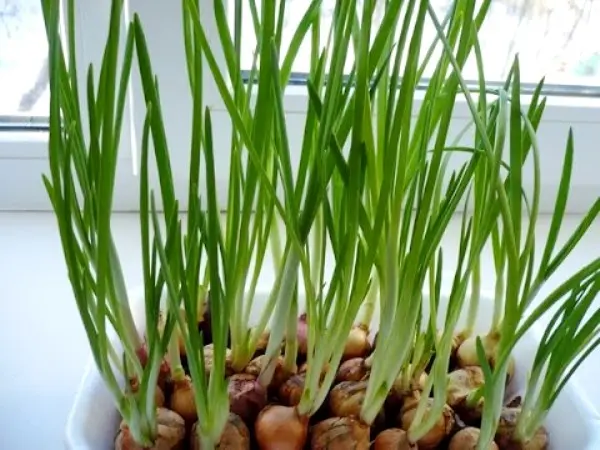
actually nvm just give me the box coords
[65,288,600,449]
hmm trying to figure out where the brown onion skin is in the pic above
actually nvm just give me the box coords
[495,407,549,450]
[446,366,485,423]
[310,416,370,450]
[342,325,371,361]
[373,428,417,450]
[190,413,250,450]
[328,380,386,434]
[400,398,455,450]
[449,427,499,450]
[245,355,294,394]
[115,408,185,450]
[328,380,368,417]
[255,405,308,450]
[168,376,197,425]
[228,373,267,425]
[335,357,369,383]
[278,374,306,407]
[385,373,427,415]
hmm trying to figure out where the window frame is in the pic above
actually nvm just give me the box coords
[3,0,600,214]
[0,0,137,211]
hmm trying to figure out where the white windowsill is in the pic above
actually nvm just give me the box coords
[1,211,599,448]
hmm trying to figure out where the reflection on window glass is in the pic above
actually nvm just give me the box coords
[0,0,49,118]
[237,0,600,90]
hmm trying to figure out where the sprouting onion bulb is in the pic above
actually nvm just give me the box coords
[336,357,370,383]
[431,10,600,443]
[449,427,499,450]
[400,395,455,450]
[228,373,267,425]
[115,408,186,450]
[190,413,250,450]
[166,322,197,425]
[329,381,369,418]
[343,325,372,360]
[446,366,485,422]
[373,428,417,450]
[310,417,370,450]
[245,355,292,393]
[491,276,600,450]
[495,407,548,450]
[278,374,306,407]
[41,0,181,447]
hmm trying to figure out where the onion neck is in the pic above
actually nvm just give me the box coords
[465,259,480,335]
[490,269,505,334]
[258,245,300,388]
[126,406,157,448]
[283,293,299,373]
[358,272,378,328]
[109,236,142,351]
[200,435,217,450]
[168,326,185,382]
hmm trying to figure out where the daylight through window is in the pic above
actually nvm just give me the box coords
[235,0,600,93]
[0,0,49,122]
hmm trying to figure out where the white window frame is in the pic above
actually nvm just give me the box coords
[0,0,137,211]
[3,1,600,214]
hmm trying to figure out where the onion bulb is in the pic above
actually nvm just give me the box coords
[335,357,369,383]
[228,373,267,424]
[400,397,455,450]
[255,405,309,450]
[494,407,548,450]
[343,325,371,360]
[245,355,294,393]
[456,334,515,384]
[190,413,250,449]
[449,427,499,450]
[328,380,368,418]
[278,374,306,406]
[310,417,370,450]
[115,407,185,450]
[446,366,485,423]
[373,428,417,450]
[169,375,197,424]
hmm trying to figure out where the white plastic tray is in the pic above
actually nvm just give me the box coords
[65,290,600,449]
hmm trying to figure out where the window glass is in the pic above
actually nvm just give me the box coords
[0,0,49,122]
[236,0,600,93]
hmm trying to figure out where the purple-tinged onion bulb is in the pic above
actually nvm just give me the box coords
[228,373,267,425]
